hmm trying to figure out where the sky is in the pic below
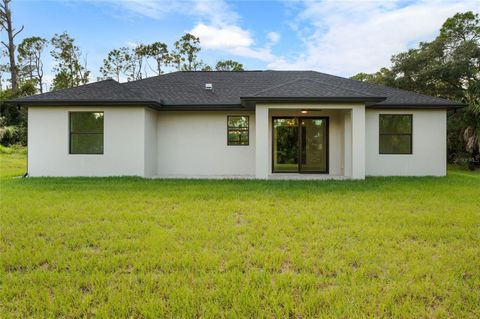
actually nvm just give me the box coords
[1,0,479,89]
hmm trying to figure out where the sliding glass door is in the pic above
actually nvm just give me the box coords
[273,117,328,173]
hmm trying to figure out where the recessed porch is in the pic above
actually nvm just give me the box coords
[255,103,366,180]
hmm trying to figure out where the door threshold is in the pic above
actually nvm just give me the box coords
[269,174,348,180]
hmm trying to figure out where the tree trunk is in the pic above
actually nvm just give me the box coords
[37,57,44,93]
[0,0,22,94]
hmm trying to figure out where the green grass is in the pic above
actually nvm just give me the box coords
[1,150,479,318]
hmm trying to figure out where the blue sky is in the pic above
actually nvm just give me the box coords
[2,0,479,88]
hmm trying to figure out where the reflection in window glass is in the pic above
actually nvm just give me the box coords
[379,114,412,154]
[70,112,104,154]
[227,116,249,145]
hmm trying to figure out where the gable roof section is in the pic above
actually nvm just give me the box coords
[13,79,161,107]
[12,71,465,109]
[242,77,385,102]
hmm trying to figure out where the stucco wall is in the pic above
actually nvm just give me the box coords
[156,111,255,177]
[144,108,158,177]
[28,106,147,177]
[365,109,447,176]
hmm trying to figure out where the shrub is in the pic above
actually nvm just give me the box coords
[0,125,27,146]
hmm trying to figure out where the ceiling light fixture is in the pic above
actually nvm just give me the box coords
[301,109,308,114]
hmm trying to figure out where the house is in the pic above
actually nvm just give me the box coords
[13,71,464,179]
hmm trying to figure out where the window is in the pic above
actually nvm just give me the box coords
[227,116,249,145]
[379,114,412,154]
[69,112,104,154]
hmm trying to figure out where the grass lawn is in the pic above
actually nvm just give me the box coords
[1,149,479,318]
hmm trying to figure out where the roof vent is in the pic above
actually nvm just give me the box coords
[205,83,213,91]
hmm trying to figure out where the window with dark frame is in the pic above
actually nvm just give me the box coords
[227,116,249,145]
[379,114,412,154]
[69,112,104,154]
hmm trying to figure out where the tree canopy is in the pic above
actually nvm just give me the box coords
[215,60,244,71]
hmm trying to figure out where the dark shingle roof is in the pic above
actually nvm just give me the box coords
[14,71,465,108]
[13,79,160,106]
[248,77,382,99]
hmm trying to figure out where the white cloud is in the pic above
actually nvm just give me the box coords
[190,23,276,61]
[109,0,239,25]
[106,0,280,63]
[106,0,185,19]
[193,0,239,26]
[267,32,280,46]
[192,24,253,49]
[268,0,480,76]
[187,0,279,62]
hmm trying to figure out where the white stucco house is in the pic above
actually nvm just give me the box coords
[13,71,464,179]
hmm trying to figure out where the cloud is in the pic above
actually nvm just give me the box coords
[193,0,239,26]
[267,32,280,46]
[268,0,479,76]
[108,0,239,25]
[103,0,280,63]
[106,0,185,19]
[185,1,279,61]
[190,23,276,61]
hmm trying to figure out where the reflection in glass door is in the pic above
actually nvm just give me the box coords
[273,117,328,173]
[301,118,328,172]
[273,118,299,172]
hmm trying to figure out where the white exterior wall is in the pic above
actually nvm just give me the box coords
[144,108,158,177]
[156,111,255,178]
[27,105,447,179]
[365,109,447,176]
[28,106,149,177]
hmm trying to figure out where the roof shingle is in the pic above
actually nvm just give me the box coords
[14,71,464,108]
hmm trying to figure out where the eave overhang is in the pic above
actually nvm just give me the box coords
[366,102,467,109]
[6,99,163,110]
[240,96,387,103]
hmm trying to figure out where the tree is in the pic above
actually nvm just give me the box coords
[0,0,24,93]
[0,49,9,91]
[17,36,47,93]
[350,68,395,86]
[215,60,244,71]
[129,45,145,80]
[139,42,170,75]
[169,48,184,71]
[350,11,480,167]
[174,33,201,71]
[100,47,130,82]
[50,32,90,90]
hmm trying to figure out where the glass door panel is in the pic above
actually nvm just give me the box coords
[273,118,299,172]
[300,118,328,172]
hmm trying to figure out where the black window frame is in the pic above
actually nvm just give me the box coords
[379,114,413,155]
[69,111,104,155]
[227,115,249,146]
[271,116,329,174]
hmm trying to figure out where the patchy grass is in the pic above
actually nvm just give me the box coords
[0,145,27,178]
[1,150,479,318]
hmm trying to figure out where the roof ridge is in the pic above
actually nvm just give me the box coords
[251,76,380,97]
